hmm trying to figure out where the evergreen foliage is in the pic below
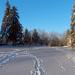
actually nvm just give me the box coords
[32,29,40,45]
[1,0,22,44]
[24,29,31,45]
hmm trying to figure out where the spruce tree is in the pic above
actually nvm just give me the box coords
[8,6,22,44]
[1,0,11,44]
[32,29,40,45]
[24,29,31,45]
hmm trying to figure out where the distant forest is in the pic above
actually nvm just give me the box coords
[0,0,69,46]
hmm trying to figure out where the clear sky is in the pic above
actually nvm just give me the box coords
[0,0,74,33]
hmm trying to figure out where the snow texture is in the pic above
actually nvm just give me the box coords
[0,48,44,75]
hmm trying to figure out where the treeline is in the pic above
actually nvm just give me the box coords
[22,29,66,46]
[0,28,66,46]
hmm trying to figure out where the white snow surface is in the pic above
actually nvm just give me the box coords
[0,47,75,75]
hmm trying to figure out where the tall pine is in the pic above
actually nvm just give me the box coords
[9,6,22,44]
[1,0,11,44]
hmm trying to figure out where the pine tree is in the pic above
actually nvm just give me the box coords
[32,29,40,45]
[1,0,11,44]
[24,29,31,45]
[8,6,23,44]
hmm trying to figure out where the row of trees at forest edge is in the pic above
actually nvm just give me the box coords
[0,0,68,46]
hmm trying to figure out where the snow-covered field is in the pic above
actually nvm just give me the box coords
[0,47,75,75]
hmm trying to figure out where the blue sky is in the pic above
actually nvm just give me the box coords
[0,0,74,33]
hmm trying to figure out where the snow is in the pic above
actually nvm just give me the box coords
[0,47,45,75]
[0,47,75,75]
